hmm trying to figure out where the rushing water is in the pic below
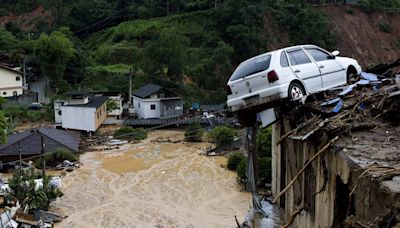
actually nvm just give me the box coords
[52,130,252,228]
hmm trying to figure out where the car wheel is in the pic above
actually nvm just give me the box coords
[347,66,359,84]
[237,110,257,127]
[288,82,305,101]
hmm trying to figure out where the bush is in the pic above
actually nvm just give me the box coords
[209,126,236,148]
[236,159,247,181]
[227,152,245,171]
[184,122,204,142]
[6,168,63,211]
[258,157,272,185]
[113,126,147,140]
[257,127,272,158]
[35,148,78,168]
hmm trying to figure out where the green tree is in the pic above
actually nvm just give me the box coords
[107,99,119,112]
[209,126,236,148]
[0,111,7,144]
[184,122,204,142]
[34,30,75,92]
[6,169,63,211]
[258,157,272,185]
[143,29,189,81]
[113,126,147,140]
[0,28,19,53]
[256,127,272,158]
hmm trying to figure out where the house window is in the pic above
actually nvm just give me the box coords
[16,76,21,81]
[97,112,99,119]
[2,92,6,96]
[13,91,17,96]
[138,102,140,108]
[150,104,156,110]
[58,110,62,115]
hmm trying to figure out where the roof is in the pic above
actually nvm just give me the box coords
[132,84,163,99]
[0,64,22,75]
[65,91,89,97]
[200,104,226,112]
[0,128,80,156]
[67,96,108,108]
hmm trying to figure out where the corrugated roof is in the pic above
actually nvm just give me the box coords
[0,128,80,156]
[68,96,108,108]
[132,84,162,99]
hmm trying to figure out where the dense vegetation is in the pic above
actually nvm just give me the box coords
[0,0,346,104]
[209,125,236,147]
[34,148,78,168]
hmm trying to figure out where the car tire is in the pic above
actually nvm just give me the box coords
[347,67,359,84]
[237,110,257,127]
[288,82,306,101]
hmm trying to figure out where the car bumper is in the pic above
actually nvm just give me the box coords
[227,83,289,112]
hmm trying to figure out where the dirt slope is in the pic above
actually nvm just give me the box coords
[318,5,400,67]
[0,6,52,31]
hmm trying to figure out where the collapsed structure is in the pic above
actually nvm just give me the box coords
[271,65,400,227]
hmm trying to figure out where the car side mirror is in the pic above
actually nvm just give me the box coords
[332,50,340,56]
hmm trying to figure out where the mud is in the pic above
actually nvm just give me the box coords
[52,130,250,228]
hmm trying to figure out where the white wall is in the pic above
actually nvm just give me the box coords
[0,68,23,97]
[61,106,96,132]
[133,97,161,119]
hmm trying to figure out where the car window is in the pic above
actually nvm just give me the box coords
[306,48,331,62]
[287,49,311,66]
[229,55,271,81]
[280,52,289,67]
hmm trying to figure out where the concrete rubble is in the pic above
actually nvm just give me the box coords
[270,62,400,227]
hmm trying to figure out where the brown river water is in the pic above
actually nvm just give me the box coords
[52,130,251,228]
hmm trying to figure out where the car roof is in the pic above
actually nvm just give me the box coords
[238,44,320,66]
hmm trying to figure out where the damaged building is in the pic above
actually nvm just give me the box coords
[270,70,400,227]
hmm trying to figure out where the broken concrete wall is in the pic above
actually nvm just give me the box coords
[271,117,400,227]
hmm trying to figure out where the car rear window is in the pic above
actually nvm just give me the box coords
[287,49,311,66]
[229,55,271,81]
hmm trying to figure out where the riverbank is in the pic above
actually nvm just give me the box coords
[51,130,250,227]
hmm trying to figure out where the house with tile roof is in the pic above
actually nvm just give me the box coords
[132,84,183,119]
[0,128,79,169]
[54,91,108,132]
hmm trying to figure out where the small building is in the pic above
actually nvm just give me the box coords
[54,91,108,132]
[132,84,183,119]
[92,92,123,119]
[0,64,24,98]
[0,128,79,169]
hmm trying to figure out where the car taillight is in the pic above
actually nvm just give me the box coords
[226,85,232,95]
[267,70,279,83]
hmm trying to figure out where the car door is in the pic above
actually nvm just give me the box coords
[286,48,322,93]
[305,48,346,89]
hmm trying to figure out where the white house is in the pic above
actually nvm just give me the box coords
[132,84,183,119]
[54,91,108,132]
[0,64,23,97]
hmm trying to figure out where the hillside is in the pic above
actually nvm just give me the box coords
[1,2,400,104]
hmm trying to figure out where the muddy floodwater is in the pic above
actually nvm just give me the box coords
[52,130,251,228]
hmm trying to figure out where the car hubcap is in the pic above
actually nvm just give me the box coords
[291,86,303,100]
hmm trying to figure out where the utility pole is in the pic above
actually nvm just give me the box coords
[128,68,132,108]
[41,134,46,177]
[18,141,22,167]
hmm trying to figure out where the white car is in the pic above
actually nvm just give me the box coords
[226,45,362,125]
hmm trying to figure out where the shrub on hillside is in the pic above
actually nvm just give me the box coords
[227,152,245,171]
[113,126,147,140]
[209,126,236,148]
[184,122,203,142]
[35,148,78,168]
